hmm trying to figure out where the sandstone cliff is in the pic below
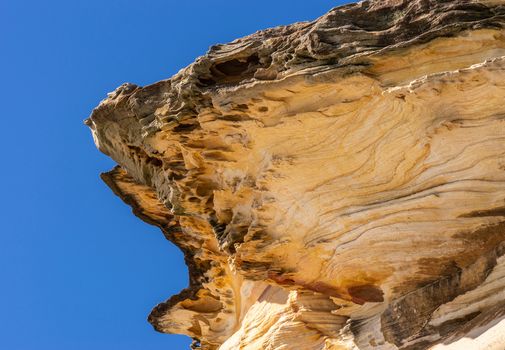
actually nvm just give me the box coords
[86,1,505,349]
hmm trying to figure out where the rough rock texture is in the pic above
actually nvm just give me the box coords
[86,1,505,349]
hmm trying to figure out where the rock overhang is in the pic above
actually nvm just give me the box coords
[87,1,505,349]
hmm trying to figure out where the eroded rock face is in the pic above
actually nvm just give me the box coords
[86,1,505,349]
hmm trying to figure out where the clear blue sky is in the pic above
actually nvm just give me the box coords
[0,1,348,349]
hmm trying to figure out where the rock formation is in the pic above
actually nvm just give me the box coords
[86,0,505,349]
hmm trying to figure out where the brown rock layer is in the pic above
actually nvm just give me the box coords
[87,1,505,349]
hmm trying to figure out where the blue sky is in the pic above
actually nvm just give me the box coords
[0,1,348,349]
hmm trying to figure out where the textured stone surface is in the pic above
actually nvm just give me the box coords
[87,0,505,349]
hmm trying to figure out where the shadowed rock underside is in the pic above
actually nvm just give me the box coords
[87,0,505,349]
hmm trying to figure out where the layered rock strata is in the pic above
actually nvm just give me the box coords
[87,0,505,349]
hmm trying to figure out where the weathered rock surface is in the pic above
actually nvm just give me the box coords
[86,0,505,349]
